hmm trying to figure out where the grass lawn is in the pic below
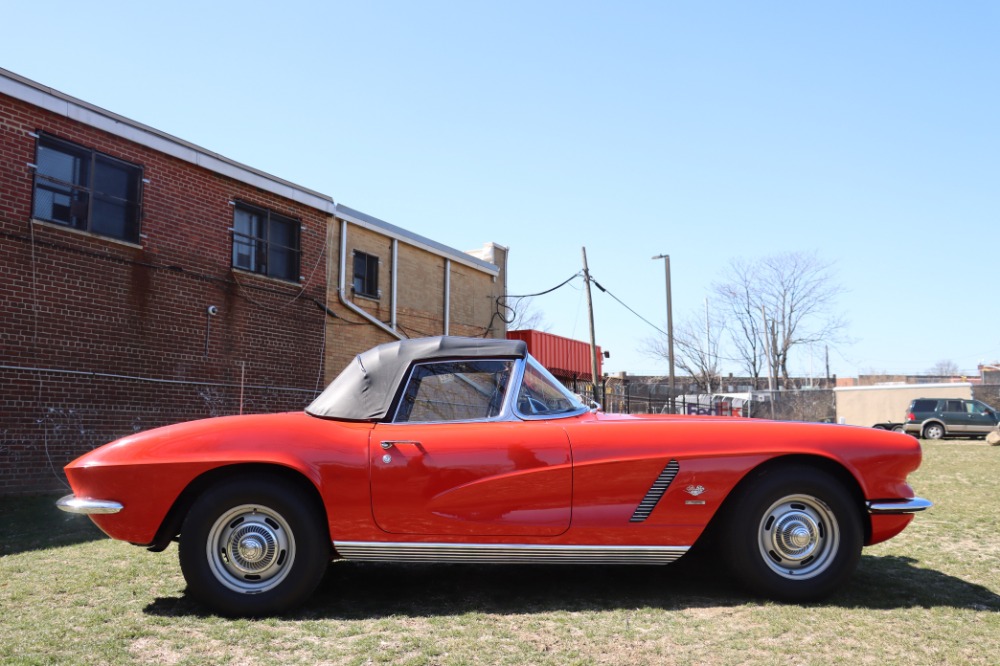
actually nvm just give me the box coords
[2,440,998,665]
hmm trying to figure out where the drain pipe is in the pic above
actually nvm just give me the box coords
[443,258,450,335]
[390,238,398,330]
[338,219,404,340]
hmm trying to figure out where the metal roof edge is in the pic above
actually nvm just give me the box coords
[833,382,974,392]
[335,204,499,276]
[0,67,336,216]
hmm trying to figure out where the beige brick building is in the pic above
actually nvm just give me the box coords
[322,205,508,381]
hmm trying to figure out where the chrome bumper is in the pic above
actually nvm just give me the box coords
[867,497,932,514]
[56,494,123,515]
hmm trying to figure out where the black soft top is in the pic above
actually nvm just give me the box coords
[306,336,527,421]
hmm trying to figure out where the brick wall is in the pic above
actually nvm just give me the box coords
[1,92,328,495]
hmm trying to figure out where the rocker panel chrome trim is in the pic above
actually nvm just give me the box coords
[334,541,688,564]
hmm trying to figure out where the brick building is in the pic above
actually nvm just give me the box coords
[1,68,505,495]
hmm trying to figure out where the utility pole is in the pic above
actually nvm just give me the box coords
[705,296,711,394]
[825,345,831,386]
[581,247,601,407]
[761,304,776,419]
[652,254,675,413]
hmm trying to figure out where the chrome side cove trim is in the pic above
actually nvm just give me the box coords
[867,497,933,514]
[630,459,680,523]
[56,495,123,515]
[334,541,689,564]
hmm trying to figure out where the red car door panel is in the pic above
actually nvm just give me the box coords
[370,422,572,536]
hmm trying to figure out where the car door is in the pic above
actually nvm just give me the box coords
[369,359,572,537]
[941,399,968,434]
[966,400,999,436]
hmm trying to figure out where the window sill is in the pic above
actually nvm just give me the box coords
[232,266,302,287]
[351,291,381,302]
[30,218,143,250]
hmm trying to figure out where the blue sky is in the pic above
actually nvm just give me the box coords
[3,1,997,378]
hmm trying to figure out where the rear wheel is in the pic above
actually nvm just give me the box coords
[922,423,945,440]
[723,466,862,602]
[179,475,329,616]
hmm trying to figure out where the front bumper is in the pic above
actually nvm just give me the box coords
[56,494,123,515]
[867,497,933,514]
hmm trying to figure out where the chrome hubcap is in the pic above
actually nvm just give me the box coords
[758,495,840,580]
[206,504,295,594]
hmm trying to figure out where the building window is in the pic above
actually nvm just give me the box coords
[352,251,379,298]
[32,133,143,243]
[232,203,300,282]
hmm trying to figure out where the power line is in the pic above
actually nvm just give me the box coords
[495,272,582,325]
[587,275,666,336]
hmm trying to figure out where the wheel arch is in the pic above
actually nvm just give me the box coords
[702,454,871,547]
[146,463,328,552]
[921,419,947,436]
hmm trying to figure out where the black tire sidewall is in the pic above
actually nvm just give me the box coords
[724,466,862,602]
[178,476,328,616]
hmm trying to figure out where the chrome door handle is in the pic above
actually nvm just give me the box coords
[380,440,425,452]
[380,440,423,448]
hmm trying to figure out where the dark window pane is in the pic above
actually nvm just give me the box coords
[91,197,139,242]
[37,143,88,185]
[33,135,141,241]
[352,252,378,296]
[91,198,127,238]
[231,204,300,281]
[233,208,261,271]
[269,216,296,249]
[268,244,294,280]
[94,158,134,199]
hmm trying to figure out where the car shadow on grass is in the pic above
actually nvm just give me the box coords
[143,552,1000,619]
[0,494,107,556]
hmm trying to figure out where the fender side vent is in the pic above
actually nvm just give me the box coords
[630,459,680,523]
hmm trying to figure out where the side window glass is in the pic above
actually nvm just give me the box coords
[945,400,963,412]
[393,360,513,423]
[516,361,583,417]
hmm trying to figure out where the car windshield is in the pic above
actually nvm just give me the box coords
[516,356,586,417]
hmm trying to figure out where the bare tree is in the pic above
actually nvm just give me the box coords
[714,251,845,388]
[714,257,765,381]
[646,300,725,394]
[506,296,549,332]
[928,359,959,376]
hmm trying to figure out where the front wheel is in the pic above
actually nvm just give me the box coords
[179,476,329,616]
[723,466,862,602]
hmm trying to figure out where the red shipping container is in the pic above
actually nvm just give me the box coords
[506,330,602,381]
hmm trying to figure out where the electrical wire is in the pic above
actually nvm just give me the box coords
[494,272,582,326]
[588,276,667,337]
[587,273,757,366]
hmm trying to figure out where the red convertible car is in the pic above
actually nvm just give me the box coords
[59,336,930,616]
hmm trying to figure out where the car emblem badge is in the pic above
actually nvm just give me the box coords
[685,485,705,497]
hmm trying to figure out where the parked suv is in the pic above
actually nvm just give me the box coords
[903,398,1000,439]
